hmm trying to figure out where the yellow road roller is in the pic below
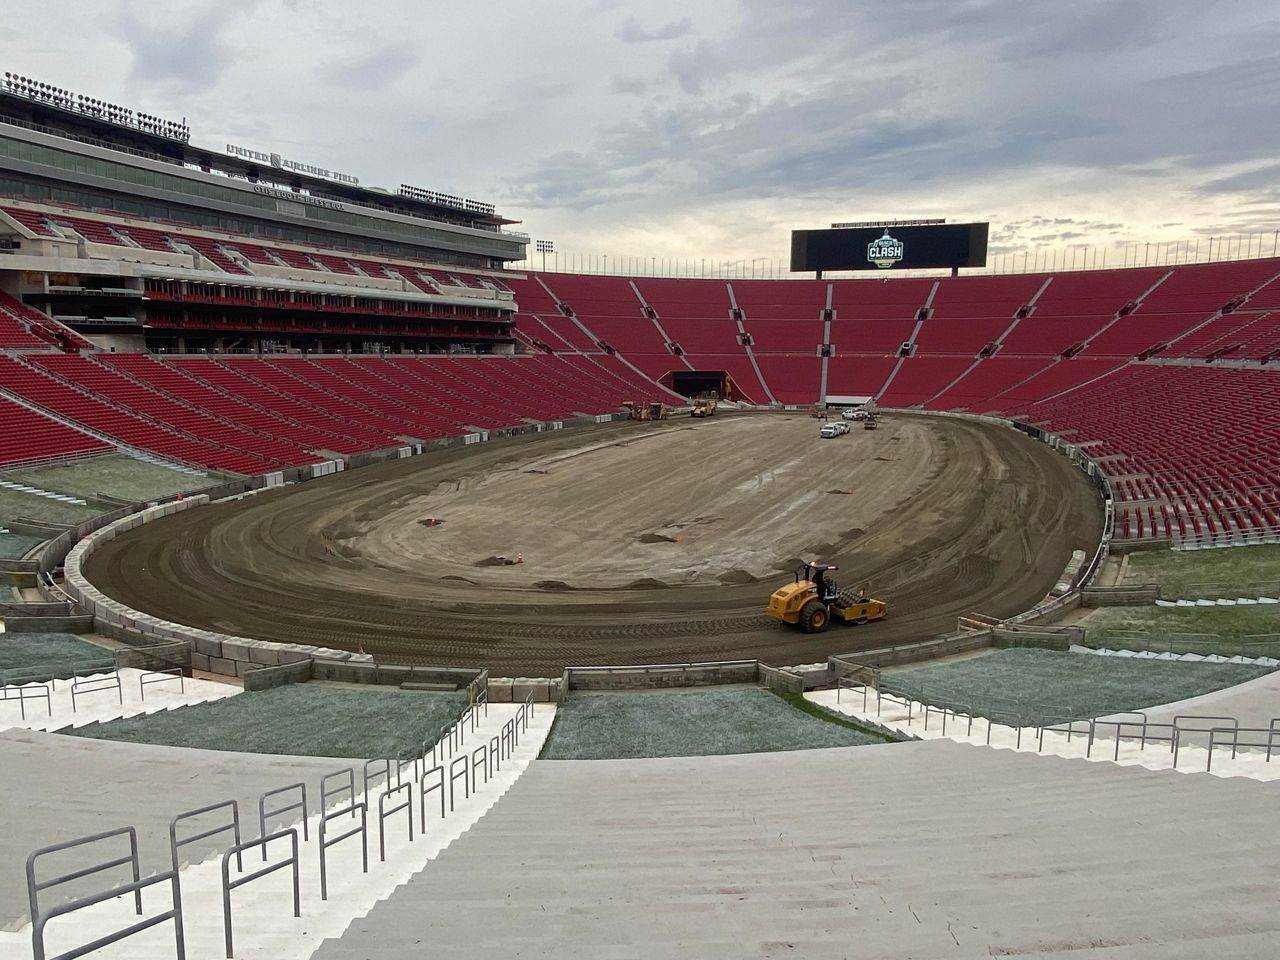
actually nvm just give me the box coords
[766,562,887,632]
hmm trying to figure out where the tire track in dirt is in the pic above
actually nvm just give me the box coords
[85,416,1103,676]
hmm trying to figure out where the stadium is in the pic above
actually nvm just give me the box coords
[1,25,1279,960]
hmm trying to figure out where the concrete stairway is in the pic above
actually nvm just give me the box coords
[0,667,240,734]
[0,730,349,930]
[0,701,555,958]
[309,740,1280,959]
[809,679,1280,778]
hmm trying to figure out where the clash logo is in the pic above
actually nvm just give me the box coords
[867,230,905,269]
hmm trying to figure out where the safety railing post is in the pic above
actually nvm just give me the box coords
[377,782,414,862]
[221,828,299,958]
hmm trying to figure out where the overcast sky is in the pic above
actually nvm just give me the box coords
[3,0,1278,269]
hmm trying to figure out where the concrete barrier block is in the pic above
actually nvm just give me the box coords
[248,645,281,666]
[193,636,223,658]
[191,652,210,673]
[208,657,237,676]
[221,640,253,662]
[512,679,550,703]
[235,659,260,678]
[488,679,513,702]
[277,648,311,665]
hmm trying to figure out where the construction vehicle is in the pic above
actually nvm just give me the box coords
[690,391,719,418]
[766,562,887,632]
[625,401,669,421]
[863,412,879,430]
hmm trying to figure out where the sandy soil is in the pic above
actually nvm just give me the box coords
[85,413,1104,675]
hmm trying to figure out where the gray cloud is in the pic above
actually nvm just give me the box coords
[7,0,1280,261]
[322,44,422,89]
[610,75,655,96]
[616,16,693,44]
[112,0,259,93]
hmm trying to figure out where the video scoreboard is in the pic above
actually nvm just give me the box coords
[791,221,989,274]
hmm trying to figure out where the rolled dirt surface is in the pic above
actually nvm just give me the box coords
[85,413,1104,676]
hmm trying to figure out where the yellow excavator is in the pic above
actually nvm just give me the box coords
[766,562,887,632]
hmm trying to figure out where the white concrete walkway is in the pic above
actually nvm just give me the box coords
[0,667,239,734]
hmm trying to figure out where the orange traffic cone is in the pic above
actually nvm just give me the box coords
[674,533,684,542]
[516,552,524,564]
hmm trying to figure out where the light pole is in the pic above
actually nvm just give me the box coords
[535,239,554,272]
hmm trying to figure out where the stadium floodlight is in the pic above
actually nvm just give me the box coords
[535,239,554,271]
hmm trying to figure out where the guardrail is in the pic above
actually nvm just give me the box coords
[1081,632,1280,659]
[835,678,1277,772]
[27,826,185,960]
[23,691,538,959]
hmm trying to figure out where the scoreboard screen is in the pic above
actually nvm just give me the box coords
[791,222,989,273]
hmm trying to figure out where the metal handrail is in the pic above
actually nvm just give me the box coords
[419,764,445,830]
[258,782,308,859]
[1206,726,1280,772]
[318,802,367,901]
[21,696,543,956]
[448,755,470,813]
[169,799,242,873]
[139,667,184,700]
[362,758,393,806]
[321,768,356,812]
[377,782,414,862]
[845,679,1280,772]
[1,680,52,719]
[221,829,299,958]
[69,665,122,713]
[27,825,185,960]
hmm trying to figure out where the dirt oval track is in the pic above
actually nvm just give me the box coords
[86,414,1104,676]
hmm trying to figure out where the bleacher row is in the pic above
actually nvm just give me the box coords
[1,202,505,295]
[0,254,1277,544]
[0,352,672,474]
[512,260,1280,405]
[509,262,1280,543]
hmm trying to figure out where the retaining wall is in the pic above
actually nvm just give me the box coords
[61,493,369,680]
[564,661,761,691]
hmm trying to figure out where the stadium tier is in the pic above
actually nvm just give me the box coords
[1,104,1278,546]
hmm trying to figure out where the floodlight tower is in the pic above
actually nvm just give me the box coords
[536,239,554,272]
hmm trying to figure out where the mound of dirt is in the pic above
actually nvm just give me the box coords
[533,580,574,591]
[636,531,684,544]
[718,569,757,585]
[474,556,511,567]
[439,575,476,585]
[626,577,670,590]
[826,489,855,496]
[841,528,866,541]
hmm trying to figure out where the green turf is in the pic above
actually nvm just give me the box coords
[5,455,213,504]
[0,488,103,527]
[0,531,47,559]
[881,648,1273,726]
[0,633,114,682]
[1123,544,1280,598]
[541,687,891,759]
[1084,605,1280,654]
[71,684,469,758]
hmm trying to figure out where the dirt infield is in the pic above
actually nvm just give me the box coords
[85,414,1103,676]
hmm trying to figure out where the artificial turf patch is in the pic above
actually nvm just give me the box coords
[71,684,469,758]
[881,647,1274,726]
[0,633,114,682]
[541,686,890,759]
